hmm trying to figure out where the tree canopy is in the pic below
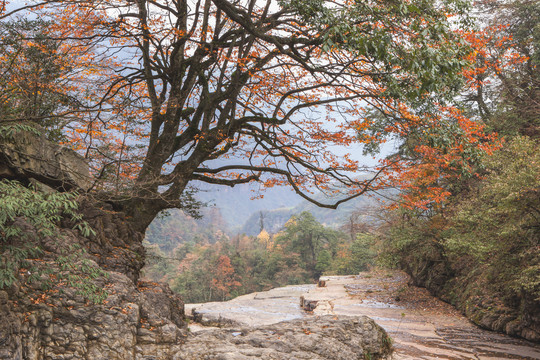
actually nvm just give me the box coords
[0,0,497,231]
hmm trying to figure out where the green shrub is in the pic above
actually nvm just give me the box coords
[0,179,107,303]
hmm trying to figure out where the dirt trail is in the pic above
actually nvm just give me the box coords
[186,270,540,359]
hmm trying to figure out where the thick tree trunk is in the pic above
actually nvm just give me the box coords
[121,196,169,234]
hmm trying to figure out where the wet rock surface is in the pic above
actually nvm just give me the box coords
[314,271,540,359]
[185,284,315,327]
[187,270,540,359]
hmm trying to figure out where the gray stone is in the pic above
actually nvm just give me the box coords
[176,315,392,360]
[0,125,92,191]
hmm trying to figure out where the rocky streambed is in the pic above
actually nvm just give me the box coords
[180,284,392,359]
[186,270,540,359]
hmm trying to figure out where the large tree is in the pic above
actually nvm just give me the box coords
[1,0,493,232]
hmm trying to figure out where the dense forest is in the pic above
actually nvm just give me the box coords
[144,209,377,302]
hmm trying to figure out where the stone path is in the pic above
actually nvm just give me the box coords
[186,270,540,359]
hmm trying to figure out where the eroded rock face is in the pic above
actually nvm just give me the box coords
[75,200,146,282]
[178,315,392,360]
[0,218,187,360]
[0,125,91,191]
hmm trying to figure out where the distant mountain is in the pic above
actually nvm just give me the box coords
[145,182,394,245]
[292,194,378,228]
[240,207,295,235]
[195,183,302,230]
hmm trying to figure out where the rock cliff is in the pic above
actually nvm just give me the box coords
[0,126,392,359]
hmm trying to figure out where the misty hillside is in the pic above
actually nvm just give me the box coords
[240,191,382,236]
[145,183,390,252]
[195,183,302,229]
[144,206,229,252]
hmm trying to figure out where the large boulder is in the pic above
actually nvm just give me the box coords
[178,315,393,360]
